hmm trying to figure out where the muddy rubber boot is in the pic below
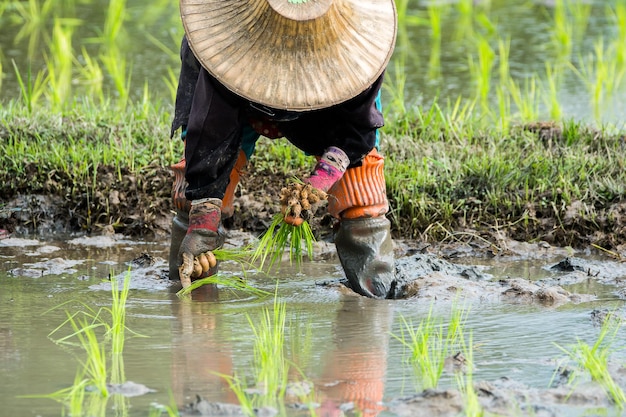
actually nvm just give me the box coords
[334,216,395,299]
[169,210,189,281]
[169,159,191,281]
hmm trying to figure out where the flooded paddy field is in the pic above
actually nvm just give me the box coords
[2,232,626,417]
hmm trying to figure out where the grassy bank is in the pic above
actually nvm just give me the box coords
[1,100,625,250]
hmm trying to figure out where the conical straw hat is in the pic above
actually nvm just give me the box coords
[180,0,397,111]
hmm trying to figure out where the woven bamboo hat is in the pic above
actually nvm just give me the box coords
[180,0,397,111]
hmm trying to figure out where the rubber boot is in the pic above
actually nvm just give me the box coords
[169,210,189,280]
[334,216,395,299]
[168,151,243,280]
[169,159,191,280]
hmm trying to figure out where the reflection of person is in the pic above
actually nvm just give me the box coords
[167,0,399,298]
[169,286,239,407]
[315,298,391,417]
[170,288,391,417]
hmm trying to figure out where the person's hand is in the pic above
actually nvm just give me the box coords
[279,182,326,226]
[177,198,224,288]
[279,146,349,227]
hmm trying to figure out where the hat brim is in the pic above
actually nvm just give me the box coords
[180,0,397,111]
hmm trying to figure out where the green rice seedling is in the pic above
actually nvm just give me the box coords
[543,62,562,121]
[508,75,539,122]
[45,19,77,111]
[249,295,288,398]
[426,2,448,43]
[495,85,511,132]
[251,212,315,273]
[102,0,127,46]
[454,0,474,40]
[568,0,592,43]
[392,303,469,390]
[383,58,408,123]
[53,311,110,396]
[215,292,313,416]
[13,0,56,57]
[554,313,626,408]
[455,332,484,417]
[428,34,442,80]
[607,3,626,67]
[551,0,573,60]
[100,45,131,109]
[495,38,512,129]
[468,35,495,112]
[395,0,426,27]
[25,372,94,417]
[75,47,104,103]
[176,273,270,298]
[164,67,179,104]
[108,273,132,384]
[12,60,47,113]
[571,37,625,121]
[497,37,510,89]
[48,274,140,391]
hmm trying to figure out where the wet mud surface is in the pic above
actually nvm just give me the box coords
[2,231,626,416]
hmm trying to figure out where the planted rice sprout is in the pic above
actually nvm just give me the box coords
[218,290,314,415]
[553,312,626,408]
[46,19,76,111]
[12,60,47,113]
[26,274,139,415]
[393,303,469,390]
[455,331,484,417]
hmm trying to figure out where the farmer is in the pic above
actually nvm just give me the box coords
[168,0,398,299]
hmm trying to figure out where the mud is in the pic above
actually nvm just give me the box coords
[3,162,626,256]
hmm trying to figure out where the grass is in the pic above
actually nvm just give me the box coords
[554,312,626,408]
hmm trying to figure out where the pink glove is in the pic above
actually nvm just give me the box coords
[282,147,350,226]
[306,146,350,192]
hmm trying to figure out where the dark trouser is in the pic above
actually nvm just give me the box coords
[183,67,385,201]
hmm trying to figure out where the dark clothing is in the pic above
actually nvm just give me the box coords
[171,36,201,138]
[175,37,386,201]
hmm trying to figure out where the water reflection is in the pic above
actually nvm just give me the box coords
[169,284,393,416]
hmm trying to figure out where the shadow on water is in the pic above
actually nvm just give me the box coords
[2,233,626,416]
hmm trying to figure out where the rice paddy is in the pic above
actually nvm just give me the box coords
[2,1,626,416]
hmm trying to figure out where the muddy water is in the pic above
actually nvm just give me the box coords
[1,234,626,417]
